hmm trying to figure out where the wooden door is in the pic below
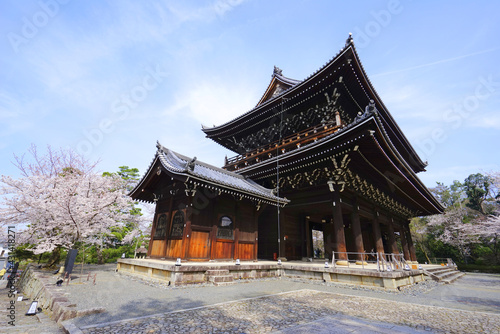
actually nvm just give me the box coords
[187,231,210,259]
[238,242,255,260]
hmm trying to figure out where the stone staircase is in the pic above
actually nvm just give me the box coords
[423,266,465,284]
[205,269,234,286]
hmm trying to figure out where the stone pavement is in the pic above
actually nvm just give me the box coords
[0,281,64,333]
[7,263,500,333]
[74,289,499,333]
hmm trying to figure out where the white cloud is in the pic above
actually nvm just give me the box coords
[165,0,246,24]
[165,80,257,127]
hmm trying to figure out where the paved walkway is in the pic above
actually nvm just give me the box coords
[76,289,499,333]
[6,264,500,333]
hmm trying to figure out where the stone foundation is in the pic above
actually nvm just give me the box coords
[117,258,425,290]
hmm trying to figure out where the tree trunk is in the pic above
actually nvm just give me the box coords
[97,247,104,265]
[46,246,61,267]
[417,241,431,264]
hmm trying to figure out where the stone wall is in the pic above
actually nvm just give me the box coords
[18,265,104,323]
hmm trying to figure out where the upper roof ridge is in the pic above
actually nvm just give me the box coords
[202,33,354,134]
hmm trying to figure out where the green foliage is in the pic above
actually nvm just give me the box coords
[76,244,136,264]
[457,263,500,274]
[431,181,465,209]
[463,173,490,214]
[104,166,140,192]
[421,172,500,266]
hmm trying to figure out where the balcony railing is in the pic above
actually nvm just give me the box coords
[224,120,343,171]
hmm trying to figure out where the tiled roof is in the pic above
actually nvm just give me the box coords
[155,142,288,206]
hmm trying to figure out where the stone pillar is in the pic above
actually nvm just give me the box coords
[386,218,399,255]
[371,212,385,257]
[331,185,347,264]
[351,199,365,264]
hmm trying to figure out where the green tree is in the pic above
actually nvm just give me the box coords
[96,166,144,263]
[431,180,466,209]
[463,173,490,214]
[103,166,140,192]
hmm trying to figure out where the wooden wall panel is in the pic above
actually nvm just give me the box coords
[237,203,255,233]
[166,239,182,258]
[150,240,166,257]
[238,231,255,242]
[187,231,210,259]
[238,243,255,260]
[215,240,233,259]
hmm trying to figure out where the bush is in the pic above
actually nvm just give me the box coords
[457,263,500,274]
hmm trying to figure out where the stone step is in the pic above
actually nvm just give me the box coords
[206,269,230,276]
[426,267,455,274]
[442,272,466,284]
[213,281,236,286]
[436,270,460,280]
[208,275,234,283]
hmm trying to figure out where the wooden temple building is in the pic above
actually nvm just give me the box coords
[130,34,443,265]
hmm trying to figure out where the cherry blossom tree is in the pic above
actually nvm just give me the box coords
[427,207,479,263]
[0,145,135,264]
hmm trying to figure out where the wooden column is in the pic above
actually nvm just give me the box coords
[399,225,411,261]
[233,200,239,260]
[405,223,417,262]
[164,197,174,258]
[386,218,399,255]
[331,184,347,263]
[209,196,218,260]
[181,194,193,260]
[351,198,365,263]
[147,213,157,258]
[305,216,312,258]
[278,206,285,260]
[371,212,385,257]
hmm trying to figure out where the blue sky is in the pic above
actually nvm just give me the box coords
[1,0,499,189]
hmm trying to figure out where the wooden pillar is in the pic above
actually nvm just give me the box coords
[331,184,347,263]
[233,228,240,260]
[233,200,239,260]
[181,194,193,259]
[399,225,411,261]
[371,212,385,257]
[147,213,157,258]
[323,219,334,260]
[351,198,365,263]
[386,218,399,255]
[405,223,417,262]
[278,207,285,260]
[164,197,174,258]
[305,217,312,258]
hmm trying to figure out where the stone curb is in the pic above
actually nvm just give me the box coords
[18,265,105,326]
[61,319,85,334]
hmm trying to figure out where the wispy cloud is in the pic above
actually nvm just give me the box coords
[165,79,257,127]
[372,48,500,78]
